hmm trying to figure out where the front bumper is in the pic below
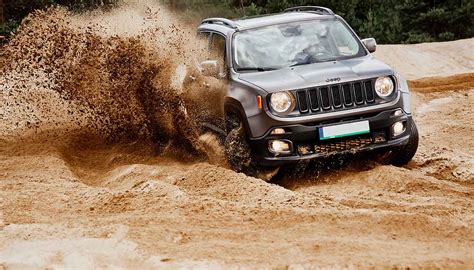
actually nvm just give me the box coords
[249,109,414,166]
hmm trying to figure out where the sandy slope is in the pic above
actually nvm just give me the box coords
[0,6,473,269]
[375,38,474,80]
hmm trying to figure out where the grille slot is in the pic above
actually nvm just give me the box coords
[331,86,342,108]
[342,84,352,106]
[364,81,375,102]
[308,89,319,112]
[297,91,309,113]
[354,82,364,104]
[320,87,331,110]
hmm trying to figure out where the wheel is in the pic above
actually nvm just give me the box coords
[381,121,419,166]
[224,125,253,174]
[224,124,279,181]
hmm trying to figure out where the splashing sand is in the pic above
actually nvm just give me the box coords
[0,4,225,160]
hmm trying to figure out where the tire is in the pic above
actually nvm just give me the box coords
[382,121,419,166]
[224,124,279,181]
[224,125,254,174]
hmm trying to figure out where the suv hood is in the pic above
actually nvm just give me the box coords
[237,56,393,93]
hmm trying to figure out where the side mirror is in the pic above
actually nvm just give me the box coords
[361,38,377,53]
[200,60,220,78]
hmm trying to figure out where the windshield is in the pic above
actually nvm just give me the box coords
[233,19,366,71]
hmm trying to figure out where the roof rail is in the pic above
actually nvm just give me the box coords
[284,6,335,16]
[201,18,237,29]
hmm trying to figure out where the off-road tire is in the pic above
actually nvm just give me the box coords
[224,125,279,181]
[224,125,254,174]
[382,121,419,166]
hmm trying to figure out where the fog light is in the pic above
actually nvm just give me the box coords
[269,140,291,154]
[392,110,403,117]
[271,128,286,135]
[392,121,406,137]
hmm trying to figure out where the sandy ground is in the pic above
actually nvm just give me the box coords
[374,38,474,80]
[0,5,473,269]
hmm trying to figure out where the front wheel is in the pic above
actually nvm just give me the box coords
[381,121,419,166]
[224,125,279,181]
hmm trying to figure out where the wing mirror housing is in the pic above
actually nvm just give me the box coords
[200,60,220,78]
[361,38,377,53]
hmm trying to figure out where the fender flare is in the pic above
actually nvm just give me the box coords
[224,97,252,137]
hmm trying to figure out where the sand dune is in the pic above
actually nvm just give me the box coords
[375,38,474,80]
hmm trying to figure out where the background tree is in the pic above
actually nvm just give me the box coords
[1,0,473,44]
[0,0,5,24]
[0,0,118,40]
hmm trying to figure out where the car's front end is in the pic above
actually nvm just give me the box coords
[239,70,415,166]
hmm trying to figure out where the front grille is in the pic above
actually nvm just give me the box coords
[297,79,376,114]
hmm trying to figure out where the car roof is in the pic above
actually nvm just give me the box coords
[235,12,332,30]
[199,12,335,33]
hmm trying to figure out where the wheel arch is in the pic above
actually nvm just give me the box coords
[224,97,252,137]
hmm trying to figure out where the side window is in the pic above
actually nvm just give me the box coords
[196,31,211,63]
[196,32,227,78]
[210,33,228,78]
[210,33,227,64]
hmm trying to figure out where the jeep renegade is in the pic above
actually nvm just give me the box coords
[197,6,419,178]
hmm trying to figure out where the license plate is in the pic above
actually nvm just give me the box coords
[319,121,370,141]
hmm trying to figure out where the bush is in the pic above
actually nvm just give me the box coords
[438,31,455,41]
[0,21,19,37]
[404,31,434,44]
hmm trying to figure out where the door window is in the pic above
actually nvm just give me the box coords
[210,33,227,77]
[210,33,226,63]
[196,31,211,63]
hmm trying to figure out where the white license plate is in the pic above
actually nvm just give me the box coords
[319,121,370,141]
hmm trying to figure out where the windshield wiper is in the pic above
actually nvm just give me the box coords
[289,59,316,68]
[289,57,347,68]
[236,67,278,72]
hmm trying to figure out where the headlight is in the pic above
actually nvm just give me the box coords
[375,77,394,97]
[270,91,295,114]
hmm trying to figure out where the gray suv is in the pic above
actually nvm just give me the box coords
[197,6,418,177]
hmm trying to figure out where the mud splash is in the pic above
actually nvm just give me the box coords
[0,4,225,159]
